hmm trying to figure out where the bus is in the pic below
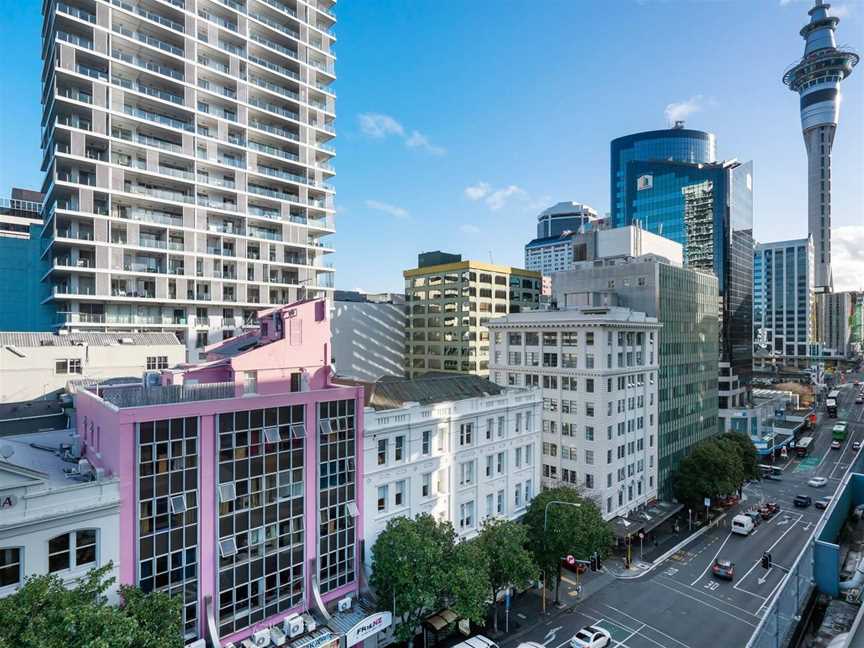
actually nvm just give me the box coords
[833,422,848,442]
[827,399,838,418]
[794,436,814,458]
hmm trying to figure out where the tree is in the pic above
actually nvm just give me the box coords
[446,539,490,628]
[673,437,742,510]
[475,519,537,632]
[720,432,759,484]
[523,487,613,603]
[0,563,183,648]
[370,514,454,646]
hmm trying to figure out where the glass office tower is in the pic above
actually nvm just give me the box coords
[610,124,716,227]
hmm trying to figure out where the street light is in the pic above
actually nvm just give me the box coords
[542,500,582,606]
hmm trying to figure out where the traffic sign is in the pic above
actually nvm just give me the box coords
[566,554,575,565]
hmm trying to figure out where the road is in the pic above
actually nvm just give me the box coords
[504,376,864,648]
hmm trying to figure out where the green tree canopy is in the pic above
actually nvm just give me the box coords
[719,432,759,482]
[475,518,537,631]
[522,487,613,597]
[0,563,182,648]
[673,437,744,510]
[370,514,455,644]
[447,539,490,627]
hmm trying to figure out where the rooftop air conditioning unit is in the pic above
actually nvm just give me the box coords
[284,614,304,638]
[143,371,161,387]
[251,629,271,647]
[78,458,93,479]
[270,626,287,646]
[337,596,352,612]
[119,337,134,345]
[302,614,316,633]
[39,339,55,346]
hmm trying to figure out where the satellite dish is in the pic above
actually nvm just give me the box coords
[0,445,14,460]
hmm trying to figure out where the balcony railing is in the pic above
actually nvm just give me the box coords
[126,184,194,203]
[111,0,184,32]
[197,174,236,189]
[248,11,300,40]
[249,75,299,101]
[112,128,183,153]
[198,9,238,32]
[112,75,183,105]
[249,32,300,62]
[248,184,299,202]
[57,115,91,131]
[255,165,307,183]
[57,2,96,23]
[112,24,184,57]
[98,381,237,408]
[112,49,184,80]
[123,105,193,131]
[248,119,298,141]
[54,285,96,295]
[247,54,299,81]
[198,197,238,211]
[257,0,297,19]
[58,88,93,104]
[248,140,297,162]
[57,31,93,49]
[115,207,183,227]
[248,228,282,241]
[75,64,108,80]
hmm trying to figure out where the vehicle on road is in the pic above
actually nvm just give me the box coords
[561,558,588,575]
[518,643,546,648]
[719,495,739,508]
[711,558,735,580]
[855,441,861,451]
[832,440,843,449]
[808,477,828,487]
[745,510,762,526]
[833,422,849,441]
[732,514,755,536]
[760,502,781,519]
[454,636,499,648]
[570,626,611,648]
[856,395,863,404]
[794,437,814,458]
[816,496,832,510]
[794,495,813,507]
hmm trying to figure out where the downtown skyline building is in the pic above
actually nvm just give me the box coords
[524,201,601,278]
[783,0,858,293]
[39,0,337,360]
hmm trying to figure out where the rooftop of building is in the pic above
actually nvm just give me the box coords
[0,428,94,489]
[0,331,182,348]
[538,202,599,218]
[610,123,716,148]
[404,259,541,279]
[486,305,660,328]
[333,290,406,305]
[755,237,812,250]
[334,373,506,410]
[0,399,64,423]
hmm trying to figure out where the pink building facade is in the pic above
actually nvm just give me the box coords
[76,300,365,647]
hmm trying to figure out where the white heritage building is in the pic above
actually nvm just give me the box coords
[357,375,541,565]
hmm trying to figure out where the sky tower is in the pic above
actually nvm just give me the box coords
[783,0,858,292]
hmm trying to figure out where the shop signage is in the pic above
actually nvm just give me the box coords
[0,494,17,510]
[346,612,392,647]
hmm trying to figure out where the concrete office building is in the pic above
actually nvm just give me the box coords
[753,238,819,370]
[358,374,541,560]
[816,291,856,358]
[0,189,53,332]
[524,202,600,278]
[331,290,407,381]
[553,247,719,499]
[0,428,121,600]
[74,299,373,647]
[783,0,858,292]
[487,307,660,521]
[0,331,185,402]
[40,0,337,360]
[404,252,541,378]
[565,224,683,268]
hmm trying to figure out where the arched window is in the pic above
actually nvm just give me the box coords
[0,547,22,589]
[48,529,97,573]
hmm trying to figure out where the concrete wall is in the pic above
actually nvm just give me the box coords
[331,301,407,381]
[0,342,186,402]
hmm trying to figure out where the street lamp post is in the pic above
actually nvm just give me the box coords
[542,500,582,606]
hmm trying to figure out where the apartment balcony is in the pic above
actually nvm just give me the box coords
[111,288,156,299]
[112,75,184,105]
[123,105,193,132]
[53,257,94,269]
[249,75,300,101]
[57,2,96,23]
[197,174,236,189]
[198,9,238,32]
[247,228,282,242]
[250,32,301,62]
[248,184,299,202]
[112,127,183,153]
[57,170,96,186]
[112,49,184,81]
[112,24,184,58]
[54,285,96,296]
[75,63,108,81]
[247,205,281,221]
[56,114,92,131]
[247,97,299,122]
[198,55,230,75]
[57,31,93,50]
[255,165,307,184]
[114,206,183,227]
[256,0,298,19]
[198,197,238,212]
[247,55,299,81]
[198,79,237,99]
[57,87,93,104]
[248,10,300,41]
[248,119,299,142]
[126,183,194,203]
[111,0,185,33]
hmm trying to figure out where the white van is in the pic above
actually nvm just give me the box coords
[731,514,755,536]
[453,637,499,648]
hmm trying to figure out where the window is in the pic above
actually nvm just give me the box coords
[0,548,21,588]
[508,332,522,346]
[515,412,522,433]
[460,423,474,446]
[48,530,97,573]
[460,501,475,529]
[497,452,505,474]
[525,444,533,465]
[243,371,257,394]
[561,331,578,346]
[497,490,505,514]
[585,473,594,489]
[146,356,169,370]
[486,494,494,517]
[585,332,594,345]
[525,479,533,502]
[395,436,405,462]
[497,416,505,438]
[585,426,594,441]
[422,472,432,497]
[514,483,522,508]
[542,375,558,389]
[377,438,387,465]
[542,353,558,367]
[585,378,594,393]
[394,480,405,507]
[585,354,595,369]
[526,410,533,432]
[422,430,431,455]
[55,358,83,374]
[585,402,595,417]
[377,485,389,512]
[585,450,594,465]
[196,331,208,348]
[542,332,557,346]
[525,332,539,346]
[459,461,475,485]
[515,446,522,467]
[485,455,493,478]
[485,418,494,440]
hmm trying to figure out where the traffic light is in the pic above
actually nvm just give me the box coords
[762,552,772,569]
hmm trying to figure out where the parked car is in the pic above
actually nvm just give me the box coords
[732,514,755,536]
[832,440,843,449]
[808,477,828,488]
[815,496,832,510]
[759,502,781,519]
[794,495,813,508]
[711,558,735,580]
[744,510,762,526]
[854,441,862,451]
[454,636,499,648]
[570,626,611,648]
[561,558,588,575]
[719,495,739,508]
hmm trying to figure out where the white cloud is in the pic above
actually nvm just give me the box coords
[832,4,850,18]
[365,199,409,219]
[463,181,527,211]
[406,130,446,156]
[464,182,491,201]
[832,225,864,292]
[357,113,404,138]
[357,114,445,155]
[459,224,481,235]
[664,95,704,125]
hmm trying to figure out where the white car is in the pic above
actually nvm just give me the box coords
[570,626,611,648]
[808,477,828,488]
[854,441,861,451]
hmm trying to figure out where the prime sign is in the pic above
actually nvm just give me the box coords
[345,612,392,647]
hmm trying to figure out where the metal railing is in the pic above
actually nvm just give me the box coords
[98,381,237,408]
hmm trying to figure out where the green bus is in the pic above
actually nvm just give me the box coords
[833,422,848,441]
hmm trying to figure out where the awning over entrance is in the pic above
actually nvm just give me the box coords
[610,501,684,540]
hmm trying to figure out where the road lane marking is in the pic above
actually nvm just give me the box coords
[614,623,647,648]
[690,530,733,586]
[733,513,803,589]
[591,603,696,648]
[653,579,759,627]
[655,575,763,616]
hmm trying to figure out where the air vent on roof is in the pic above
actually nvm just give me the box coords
[71,340,87,346]
[39,339,55,346]
[118,337,134,345]
[58,329,69,336]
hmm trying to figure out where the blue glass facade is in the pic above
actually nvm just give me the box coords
[610,128,716,228]
[0,223,53,331]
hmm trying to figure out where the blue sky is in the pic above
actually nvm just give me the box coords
[2,0,862,293]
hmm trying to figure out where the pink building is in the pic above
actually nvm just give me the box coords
[76,300,368,647]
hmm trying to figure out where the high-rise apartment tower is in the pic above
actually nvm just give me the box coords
[783,0,858,292]
[40,0,337,359]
